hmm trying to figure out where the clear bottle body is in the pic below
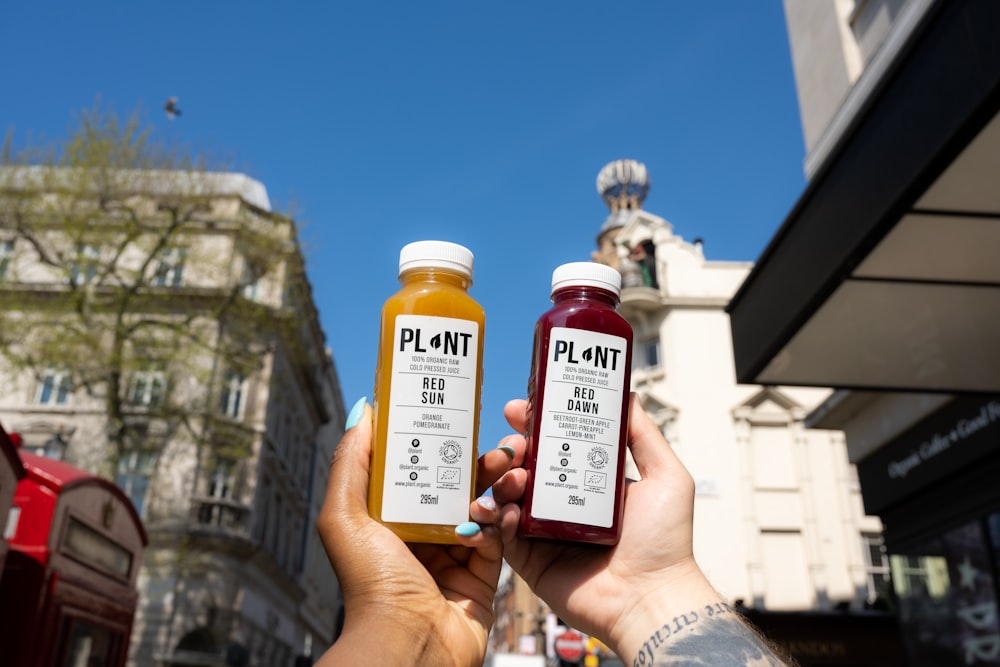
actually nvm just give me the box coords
[519,286,632,545]
[369,268,485,544]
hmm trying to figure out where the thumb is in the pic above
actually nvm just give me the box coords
[626,393,685,481]
[319,399,373,555]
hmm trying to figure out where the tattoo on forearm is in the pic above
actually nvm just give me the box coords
[632,602,791,666]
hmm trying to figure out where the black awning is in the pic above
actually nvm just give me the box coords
[727,0,1000,393]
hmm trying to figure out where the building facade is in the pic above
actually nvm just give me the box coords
[0,167,345,666]
[728,1,1000,664]
[491,160,886,663]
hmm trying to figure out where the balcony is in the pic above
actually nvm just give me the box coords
[189,495,252,541]
[620,285,662,315]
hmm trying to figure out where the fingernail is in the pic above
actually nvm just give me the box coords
[456,521,481,537]
[345,397,367,430]
[476,496,496,511]
[499,445,516,458]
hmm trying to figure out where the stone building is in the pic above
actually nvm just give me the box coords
[0,167,345,666]
[491,160,885,662]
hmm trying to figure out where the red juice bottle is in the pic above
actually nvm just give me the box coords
[519,262,633,545]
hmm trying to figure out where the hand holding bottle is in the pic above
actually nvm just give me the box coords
[493,395,790,665]
[316,398,513,667]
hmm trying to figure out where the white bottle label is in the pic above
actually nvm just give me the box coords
[381,314,479,525]
[531,326,627,527]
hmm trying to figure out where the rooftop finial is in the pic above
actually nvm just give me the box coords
[597,159,649,213]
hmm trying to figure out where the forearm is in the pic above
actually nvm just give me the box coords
[316,631,414,666]
[317,631,459,666]
[624,602,793,666]
[315,616,432,666]
[609,569,793,667]
[316,606,486,667]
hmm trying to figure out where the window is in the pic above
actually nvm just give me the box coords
[282,413,292,456]
[862,532,891,602]
[22,434,68,460]
[255,477,271,543]
[128,368,166,406]
[37,367,72,405]
[153,246,187,287]
[239,259,263,301]
[197,460,238,527]
[208,461,234,499]
[219,369,246,418]
[0,240,13,281]
[116,449,157,517]
[70,243,100,286]
[56,616,122,667]
[889,522,997,662]
[269,495,282,555]
[633,338,661,371]
[891,552,950,599]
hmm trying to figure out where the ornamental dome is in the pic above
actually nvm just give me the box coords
[597,159,649,213]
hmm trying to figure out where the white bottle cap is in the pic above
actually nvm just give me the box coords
[551,262,621,297]
[398,240,474,280]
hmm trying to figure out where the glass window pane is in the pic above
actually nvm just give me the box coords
[116,450,157,517]
[220,370,245,418]
[39,375,54,404]
[154,247,186,287]
[862,532,890,603]
[645,340,659,367]
[129,369,166,406]
[37,369,71,405]
[56,374,71,403]
[891,521,1000,666]
[0,240,13,281]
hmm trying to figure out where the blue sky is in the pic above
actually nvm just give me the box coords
[1,2,807,453]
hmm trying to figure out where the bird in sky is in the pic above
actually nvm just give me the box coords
[164,97,182,119]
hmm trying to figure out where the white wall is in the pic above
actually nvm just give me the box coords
[621,211,881,610]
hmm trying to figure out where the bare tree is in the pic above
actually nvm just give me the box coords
[0,102,294,503]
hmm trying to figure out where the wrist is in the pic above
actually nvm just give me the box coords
[330,602,450,664]
[608,559,725,665]
[610,564,792,666]
[331,601,486,667]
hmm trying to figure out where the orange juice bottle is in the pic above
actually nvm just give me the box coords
[369,240,485,543]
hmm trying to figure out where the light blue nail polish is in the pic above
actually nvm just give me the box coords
[456,521,481,537]
[498,445,516,458]
[345,396,367,430]
[476,496,496,511]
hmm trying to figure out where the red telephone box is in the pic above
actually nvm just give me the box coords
[0,450,148,667]
[0,426,26,572]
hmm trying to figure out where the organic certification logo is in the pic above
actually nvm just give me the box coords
[439,440,462,464]
[587,447,609,469]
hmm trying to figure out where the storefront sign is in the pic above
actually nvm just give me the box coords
[857,398,1000,514]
